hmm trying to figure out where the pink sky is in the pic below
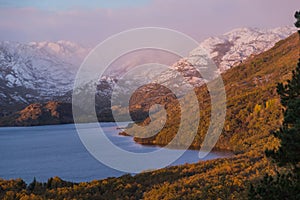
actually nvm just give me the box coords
[0,0,298,46]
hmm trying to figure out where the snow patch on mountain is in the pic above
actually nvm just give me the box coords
[199,26,296,72]
[0,40,90,108]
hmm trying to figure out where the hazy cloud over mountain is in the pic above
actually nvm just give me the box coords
[0,0,298,45]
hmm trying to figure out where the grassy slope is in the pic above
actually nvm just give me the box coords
[0,33,299,200]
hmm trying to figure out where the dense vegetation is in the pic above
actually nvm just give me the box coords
[0,20,299,199]
[0,152,271,200]
[248,13,300,199]
[248,60,300,199]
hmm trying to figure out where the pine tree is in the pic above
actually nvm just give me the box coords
[27,177,37,192]
[266,59,300,169]
[265,10,300,172]
[248,11,300,199]
[295,11,300,33]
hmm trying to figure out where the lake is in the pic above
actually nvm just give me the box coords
[0,123,232,183]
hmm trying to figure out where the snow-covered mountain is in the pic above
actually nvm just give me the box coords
[200,26,296,72]
[0,26,296,116]
[28,40,89,66]
[0,40,90,112]
[102,26,297,98]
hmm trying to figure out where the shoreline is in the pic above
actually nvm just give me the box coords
[0,122,235,184]
[0,153,235,184]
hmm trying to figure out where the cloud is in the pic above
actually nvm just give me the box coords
[0,0,298,46]
[0,0,151,10]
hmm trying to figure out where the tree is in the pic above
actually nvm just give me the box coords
[266,59,300,169]
[27,177,37,192]
[295,11,300,33]
[248,11,300,200]
[265,10,300,172]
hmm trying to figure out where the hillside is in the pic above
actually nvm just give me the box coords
[126,32,299,154]
[0,101,73,126]
[0,32,299,199]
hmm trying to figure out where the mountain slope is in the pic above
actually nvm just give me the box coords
[124,32,299,153]
[0,41,90,114]
[110,27,296,122]
[201,26,296,72]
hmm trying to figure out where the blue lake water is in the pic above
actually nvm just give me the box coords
[0,123,232,183]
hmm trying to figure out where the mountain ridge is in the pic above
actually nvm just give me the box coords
[0,26,297,125]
